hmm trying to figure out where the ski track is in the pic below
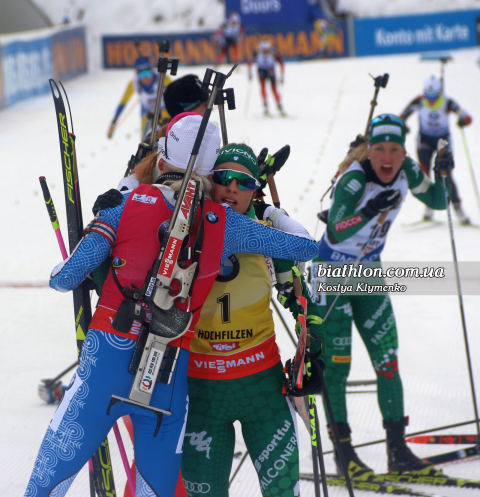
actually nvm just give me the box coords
[1,48,480,496]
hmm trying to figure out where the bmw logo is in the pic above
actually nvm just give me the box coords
[206,211,219,224]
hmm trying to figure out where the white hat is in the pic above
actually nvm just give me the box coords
[160,115,221,176]
[423,75,441,99]
[259,40,271,51]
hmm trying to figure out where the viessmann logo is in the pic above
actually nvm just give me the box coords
[160,236,182,278]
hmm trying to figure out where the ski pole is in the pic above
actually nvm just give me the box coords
[460,127,480,214]
[363,73,389,137]
[39,176,68,260]
[114,98,139,132]
[244,77,252,117]
[215,85,236,146]
[438,140,480,439]
[158,39,170,57]
[149,56,180,147]
[312,397,329,497]
[113,422,136,495]
[41,360,79,387]
[304,395,321,497]
[229,451,248,486]
[322,211,388,323]
[319,74,389,214]
[322,383,355,497]
[271,298,297,347]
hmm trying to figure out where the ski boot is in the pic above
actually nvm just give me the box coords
[423,207,433,221]
[277,103,287,117]
[263,101,270,116]
[384,417,433,473]
[329,422,374,480]
[453,202,470,225]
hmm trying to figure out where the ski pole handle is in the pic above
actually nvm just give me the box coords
[39,176,68,260]
[267,174,280,208]
[150,57,180,147]
[364,73,389,137]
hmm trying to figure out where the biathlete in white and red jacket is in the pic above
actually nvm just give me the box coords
[400,75,472,223]
[248,40,286,117]
[24,115,321,497]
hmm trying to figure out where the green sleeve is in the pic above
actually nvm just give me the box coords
[326,169,370,243]
[403,156,449,210]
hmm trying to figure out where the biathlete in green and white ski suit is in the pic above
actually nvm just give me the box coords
[181,144,325,497]
[309,114,449,472]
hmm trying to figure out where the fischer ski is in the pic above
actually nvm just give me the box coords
[407,435,479,445]
[50,79,117,497]
[299,473,446,497]
[344,467,480,490]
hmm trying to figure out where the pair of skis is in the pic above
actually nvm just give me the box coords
[45,79,118,497]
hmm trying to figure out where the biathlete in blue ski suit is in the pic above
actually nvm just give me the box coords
[25,115,320,497]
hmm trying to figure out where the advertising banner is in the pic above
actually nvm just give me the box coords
[0,25,87,108]
[103,19,348,69]
[1,35,52,107]
[355,9,480,56]
[52,26,87,80]
[224,0,315,27]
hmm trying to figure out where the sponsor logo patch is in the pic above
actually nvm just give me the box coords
[332,355,352,363]
[209,342,240,352]
[132,194,157,204]
[335,215,362,232]
[206,211,219,224]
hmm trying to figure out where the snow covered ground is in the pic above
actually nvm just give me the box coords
[1,45,480,495]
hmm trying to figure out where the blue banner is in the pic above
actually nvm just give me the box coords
[0,25,87,108]
[103,19,348,68]
[355,9,480,56]
[1,36,52,106]
[225,0,316,26]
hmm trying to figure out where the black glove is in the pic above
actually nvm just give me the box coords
[457,117,471,127]
[434,149,455,175]
[92,188,123,215]
[349,135,366,149]
[252,198,270,221]
[317,209,329,224]
[284,351,325,397]
[362,189,402,219]
[257,145,290,190]
[277,279,295,309]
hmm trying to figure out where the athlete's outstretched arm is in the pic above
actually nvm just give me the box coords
[222,206,319,264]
[50,193,130,292]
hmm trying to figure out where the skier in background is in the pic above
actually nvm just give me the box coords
[107,54,171,140]
[310,114,453,478]
[248,40,286,117]
[400,75,472,224]
[214,11,244,64]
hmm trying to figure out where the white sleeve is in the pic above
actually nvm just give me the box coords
[264,206,313,240]
[117,173,140,192]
